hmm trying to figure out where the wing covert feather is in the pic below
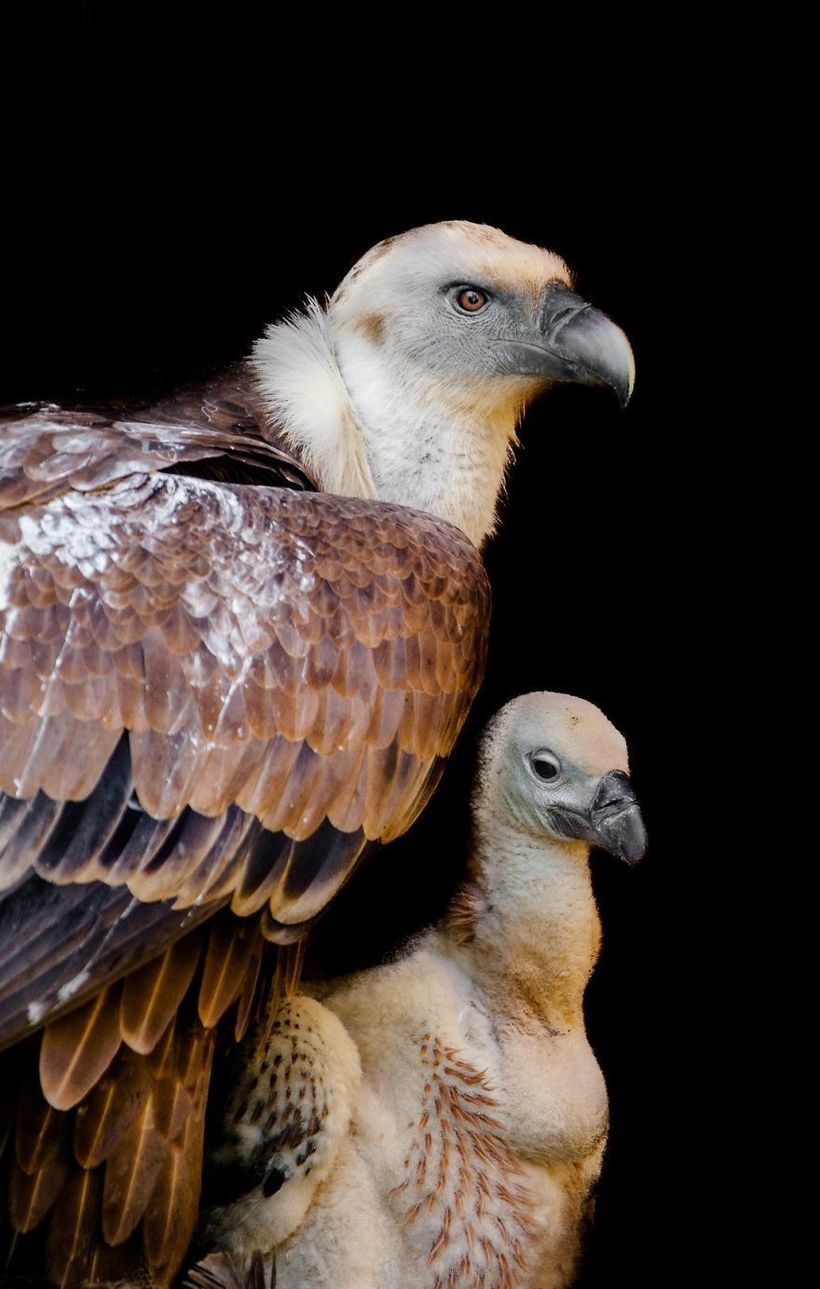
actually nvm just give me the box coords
[1,414,489,973]
[0,404,489,1286]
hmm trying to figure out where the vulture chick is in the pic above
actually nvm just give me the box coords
[197,692,647,1289]
[0,223,633,1287]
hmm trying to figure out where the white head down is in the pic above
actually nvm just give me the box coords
[474,691,647,866]
[252,221,634,546]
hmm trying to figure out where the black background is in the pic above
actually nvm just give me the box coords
[2,5,788,1286]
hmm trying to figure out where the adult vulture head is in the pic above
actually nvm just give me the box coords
[0,221,633,1287]
[254,219,633,545]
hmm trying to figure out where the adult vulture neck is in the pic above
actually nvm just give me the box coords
[251,300,521,549]
[334,326,521,550]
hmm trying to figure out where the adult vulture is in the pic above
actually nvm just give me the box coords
[0,220,633,1286]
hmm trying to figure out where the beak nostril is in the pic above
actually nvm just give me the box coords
[592,770,636,814]
[543,305,578,329]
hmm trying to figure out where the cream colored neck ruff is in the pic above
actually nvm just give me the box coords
[251,301,519,546]
[251,299,377,501]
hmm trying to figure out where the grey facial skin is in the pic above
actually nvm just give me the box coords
[547,768,647,866]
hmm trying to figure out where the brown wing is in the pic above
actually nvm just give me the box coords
[0,379,316,509]
[10,990,217,1288]
[0,412,488,1039]
[0,408,489,1284]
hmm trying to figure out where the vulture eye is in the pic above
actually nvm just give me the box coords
[530,752,561,782]
[454,286,489,314]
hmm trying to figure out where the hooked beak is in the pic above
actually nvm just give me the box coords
[549,769,647,865]
[588,770,647,865]
[495,282,635,407]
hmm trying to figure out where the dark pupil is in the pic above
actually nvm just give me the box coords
[461,289,484,309]
[534,759,557,780]
[467,291,479,305]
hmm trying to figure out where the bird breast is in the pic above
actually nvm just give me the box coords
[321,945,609,1288]
[495,1020,609,1165]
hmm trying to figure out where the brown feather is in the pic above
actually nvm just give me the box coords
[10,1147,68,1231]
[73,1047,153,1169]
[46,1162,101,1287]
[119,934,202,1054]
[237,740,303,827]
[227,834,295,920]
[172,804,258,909]
[39,986,122,1111]
[124,813,230,905]
[143,1141,198,1282]
[84,1230,147,1286]
[151,1073,192,1144]
[143,1028,213,1285]
[102,1092,168,1245]
[145,1015,178,1080]
[127,727,205,820]
[363,739,403,837]
[197,918,256,1029]
[268,941,306,1014]
[15,1082,65,1173]
[258,909,312,945]
[234,935,264,1041]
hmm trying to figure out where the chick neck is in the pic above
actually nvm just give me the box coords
[447,810,602,1031]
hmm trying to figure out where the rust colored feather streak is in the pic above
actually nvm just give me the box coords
[391,1035,536,1289]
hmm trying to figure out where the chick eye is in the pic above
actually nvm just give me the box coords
[530,752,560,782]
[454,286,489,313]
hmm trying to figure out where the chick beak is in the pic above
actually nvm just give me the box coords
[589,770,647,865]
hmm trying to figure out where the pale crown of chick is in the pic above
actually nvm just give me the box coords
[474,691,644,867]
